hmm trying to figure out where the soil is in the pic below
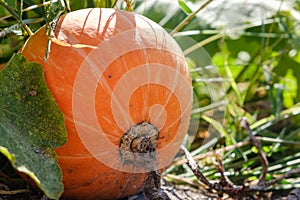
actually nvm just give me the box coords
[0,179,298,200]
[126,180,298,200]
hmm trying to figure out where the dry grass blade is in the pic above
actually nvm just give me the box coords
[0,189,30,195]
[0,0,33,36]
[172,141,249,167]
[170,0,214,35]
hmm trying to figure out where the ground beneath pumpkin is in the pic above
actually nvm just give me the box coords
[0,179,299,200]
[124,179,298,200]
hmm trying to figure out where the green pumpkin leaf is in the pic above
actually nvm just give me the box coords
[0,53,67,199]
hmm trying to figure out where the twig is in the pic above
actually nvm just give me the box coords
[0,189,30,195]
[248,167,300,191]
[180,143,300,197]
[215,154,234,188]
[240,117,268,185]
[179,146,214,189]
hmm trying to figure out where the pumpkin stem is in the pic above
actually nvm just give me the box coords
[142,171,170,200]
[120,122,170,199]
[119,122,159,170]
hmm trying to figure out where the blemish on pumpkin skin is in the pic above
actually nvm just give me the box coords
[81,179,95,187]
[108,74,112,78]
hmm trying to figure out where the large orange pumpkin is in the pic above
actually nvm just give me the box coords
[21,8,192,199]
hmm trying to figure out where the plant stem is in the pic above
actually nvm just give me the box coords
[240,117,268,185]
[180,145,213,188]
[124,0,133,12]
[171,0,214,36]
[0,0,33,36]
[183,33,223,56]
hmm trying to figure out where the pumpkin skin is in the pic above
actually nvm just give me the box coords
[21,8,192,199]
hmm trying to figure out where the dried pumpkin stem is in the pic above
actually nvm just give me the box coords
[119,122,158,170]
[142,171,170,200]
[119,122,170,199]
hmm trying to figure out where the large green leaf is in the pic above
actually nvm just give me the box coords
[0,53,66,199]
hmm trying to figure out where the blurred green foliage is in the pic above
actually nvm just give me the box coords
[133,0,300,192]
